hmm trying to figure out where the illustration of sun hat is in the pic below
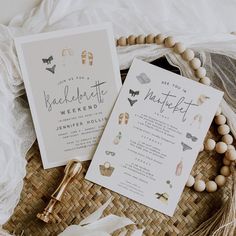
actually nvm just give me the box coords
[136,72,151,84]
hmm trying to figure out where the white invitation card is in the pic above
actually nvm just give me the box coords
[15,23,121,169]
[86,59,223,216]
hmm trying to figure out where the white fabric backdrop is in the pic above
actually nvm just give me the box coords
[1,0,236,225]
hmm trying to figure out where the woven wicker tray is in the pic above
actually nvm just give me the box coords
[3,59,232,236]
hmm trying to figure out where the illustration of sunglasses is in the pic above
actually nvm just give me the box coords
[105,151,116,156]
[186,132,198,142]
[99,162,115,177]
[81,50,93,66]
[118,112,129,125]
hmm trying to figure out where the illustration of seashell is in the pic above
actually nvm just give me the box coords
[155,192,169,204]
[136,72,151,84]
[99,162,114,177]
[113,132,122,145]
[81,50,87,64]
[197,94,210,105]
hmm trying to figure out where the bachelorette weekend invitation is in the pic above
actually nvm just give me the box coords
[86,59,223,216]
[15,24,121,169]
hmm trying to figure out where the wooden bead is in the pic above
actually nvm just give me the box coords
[223,156,231,166]
[227,145,235,151]
[155,34,165,44]
[199,76,211,86]
[182,49,194,61]
[186,175,195,187]
[189,58,201,70]
[118,37,127,46]
[206,181,217,192]
[215,107,222,116]
[220,166,231,177]
[215,141,228,154]
[218,124,230,135]
[205,139,216,151]
[127,35,136,45]
[194,180,206,192]
[215,175,226,187]
[173,42,186,54]
[164,36,176,48]
[136,35,146,44]
[195,67,206,78]
[115,39,118,46]
[225,149,236,161]
[214,114,226,125]
[199,144,204,152]
[146,34,155,44]
[222,134,233,145]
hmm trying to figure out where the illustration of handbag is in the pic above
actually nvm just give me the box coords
[118,112,129,125]
[99,162,114,177]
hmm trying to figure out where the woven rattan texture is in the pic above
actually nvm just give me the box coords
[3,61,233,236]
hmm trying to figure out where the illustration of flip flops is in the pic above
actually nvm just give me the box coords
[118,113,129,125]
[196,94,210,106]
[113,132,122,145]
[190,114,203,128]
[42,55,56,74]
[136,72,151,84]
[81,50,93,66]
[155,192,169,204]
[99,162,115,177]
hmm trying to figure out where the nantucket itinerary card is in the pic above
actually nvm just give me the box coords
[15,23,121,169]
[86,58,223,216]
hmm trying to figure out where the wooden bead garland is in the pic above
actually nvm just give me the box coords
[116,34,235,193]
